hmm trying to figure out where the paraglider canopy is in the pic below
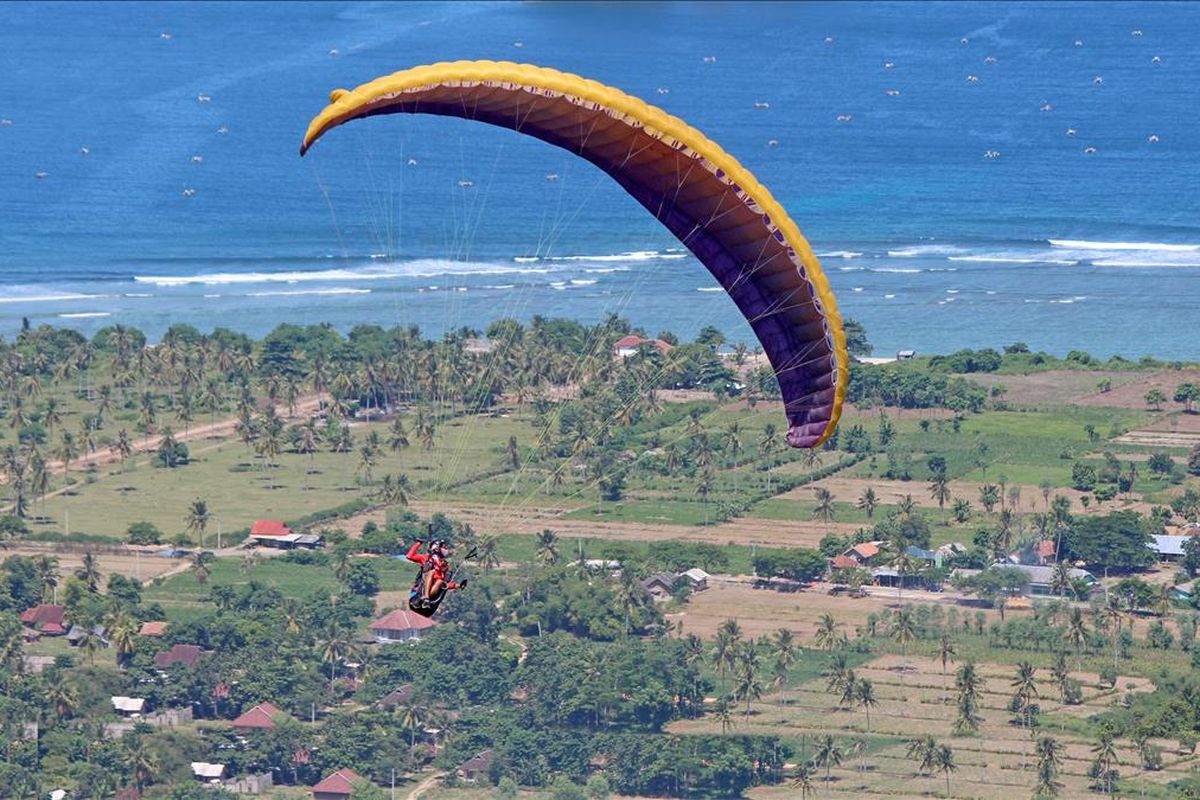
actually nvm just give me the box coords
[301,60,847,447]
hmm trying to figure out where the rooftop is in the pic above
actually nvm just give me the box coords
[312,768,364,796]
[250,519,291,537]
[369,608,437,633]
[232,701,286,730]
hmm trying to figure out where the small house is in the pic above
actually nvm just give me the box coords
[154,644,204,670]
[368,609,436,644]
[248,520,322,549]
[377,685,415,709]
[112,697,146,717]
[232,701,287,733]
[1150,534,1188,562]
[839,541,882,567]
[613,335,673,358]
[66,624,110,648]
[642,573,675,601]
[139,621,169,637]
[191,762,226,783]
[457,750,495,784]
[679,568,709,591]
[896,349,916,360]
[20,604,67,636]
[312,768,364,800]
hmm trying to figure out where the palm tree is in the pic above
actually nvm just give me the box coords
[44,680,79,721]
[535,529,559,566]
[1091,734,1119,797]
[811,735,843,784]
[890,550,919,606]
[907,735,939,780]
[954,663,984,734]
[791,763,815,799]
[75,551,102,593]
[112,428,133,468]
[733,644,764,716]
[1011,661,1039,732]
[397,699,425,755]
[929,472,952,522]
[123,736,160,790]
[713,696,735,735]
[109,615,139,669]
[891,606,916,662]
[856,678,878,731]
[814,613,842,651]
[937,635,957,704]
[935,744,956,797]
[184,498,212,548]
[318,626,353,695]
[712,620,742,693]
[857,486,878,520]
[813,487,836,523]
[190,550,214,586]
[1035,736,1063,797]
[897,494,917,518]
[770,628,797,687]
[1063,607,1089,668]
[476,536,500,572]
[36,555,59,602]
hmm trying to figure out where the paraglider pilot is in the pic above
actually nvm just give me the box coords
[406,538,466,613]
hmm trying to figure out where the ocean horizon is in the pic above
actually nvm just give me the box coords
[2,1,1198,358]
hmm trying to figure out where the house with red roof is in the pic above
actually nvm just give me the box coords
[20,604,67,636]
[139,621,169,637]
[231,701,288,733]
[457,750,495,784]
[312,768,365,800]
[838,541,883,567]
[613,334,673,358]
[154,644,204,670]
[830,554,859,571]
[248,519,322,549]
[368,609,436,644]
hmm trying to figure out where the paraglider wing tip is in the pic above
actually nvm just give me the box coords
[330,88,349,103]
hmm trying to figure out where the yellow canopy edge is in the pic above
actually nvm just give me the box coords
[301,60,847,446]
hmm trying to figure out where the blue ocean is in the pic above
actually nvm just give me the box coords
[1,1,1198,359]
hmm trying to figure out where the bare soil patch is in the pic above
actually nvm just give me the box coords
[341,501,860,550]
[1,545,178,584]
[1072,368,1200,410]
[967,369,1138,406]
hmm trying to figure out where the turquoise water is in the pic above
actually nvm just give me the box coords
[1,1,1198,358]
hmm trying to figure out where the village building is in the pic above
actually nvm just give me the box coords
[139,621,169,637]
[20,604,67,637]
[154,644,204,670]
[111,697,146,717]
[231,701,288,733]
[457,750,495,784]
[642,573,676,601]
[312,768,364,800]
[679,568,710,591]
[613,334,674,358]
[190,762,226,783]
[66,624,110,648]
[838,541,882,567]
[248,519,323,550]
[1150,534,1188,561]
[377,685,415,709]
[368,609,436,644]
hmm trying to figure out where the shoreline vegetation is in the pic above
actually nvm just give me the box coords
[2,315,1200,799]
